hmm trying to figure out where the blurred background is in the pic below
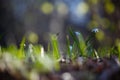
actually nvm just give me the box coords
[0,0,120,52]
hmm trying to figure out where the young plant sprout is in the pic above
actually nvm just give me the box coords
[0,28,120,80]
[85,28,100,57]
[91,28,100,60]
[69,28,86,57]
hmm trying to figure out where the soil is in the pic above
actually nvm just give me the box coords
[0,55,120,80]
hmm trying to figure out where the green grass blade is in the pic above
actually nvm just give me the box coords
[66,35,71,58]
[71,42,79,60]
[18,37,26,59]
[69,28,81,54]
[69,28,87,56]
[86,28,98,57]
[33,45,41,55]
[75,32,87,56]
[50,34,60,60]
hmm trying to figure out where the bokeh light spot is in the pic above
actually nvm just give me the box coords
[41,2,54,14]
[102,18,110,29]
[56,3,68,16]
[95,30,105,41]
[76,2,89,16]
[88,20,99,29]
[27,32,39,43]
[90,0,99,4]
[105,2,115,14]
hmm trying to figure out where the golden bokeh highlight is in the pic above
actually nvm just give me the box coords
[76,2,89,16]
[105,2,115,14]
[95,30,105,41]
[88,20,99,29]
[41,2,54,14]
[27,32,39,43]
[89,0,99,4]
[56,3,68,16]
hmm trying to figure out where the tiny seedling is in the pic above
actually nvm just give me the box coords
[50,34,61,60]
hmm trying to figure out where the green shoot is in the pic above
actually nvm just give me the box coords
[69,28,81,55]
[71,42,79,60]
[86,28,99,57]
[18,37,26,59]
[50,34,60,60]
[34,54,56,72]
[75,32,87,56]
[66,35,71,58]
[69,28,86,57]
[33,45,41,55]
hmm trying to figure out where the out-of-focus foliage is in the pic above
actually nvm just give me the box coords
[95,30,105,41]
[76,2,89,16]
[0,0,120,51]
[104,0,115,14]
[0,35,61,79]
[115,39,120,53]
